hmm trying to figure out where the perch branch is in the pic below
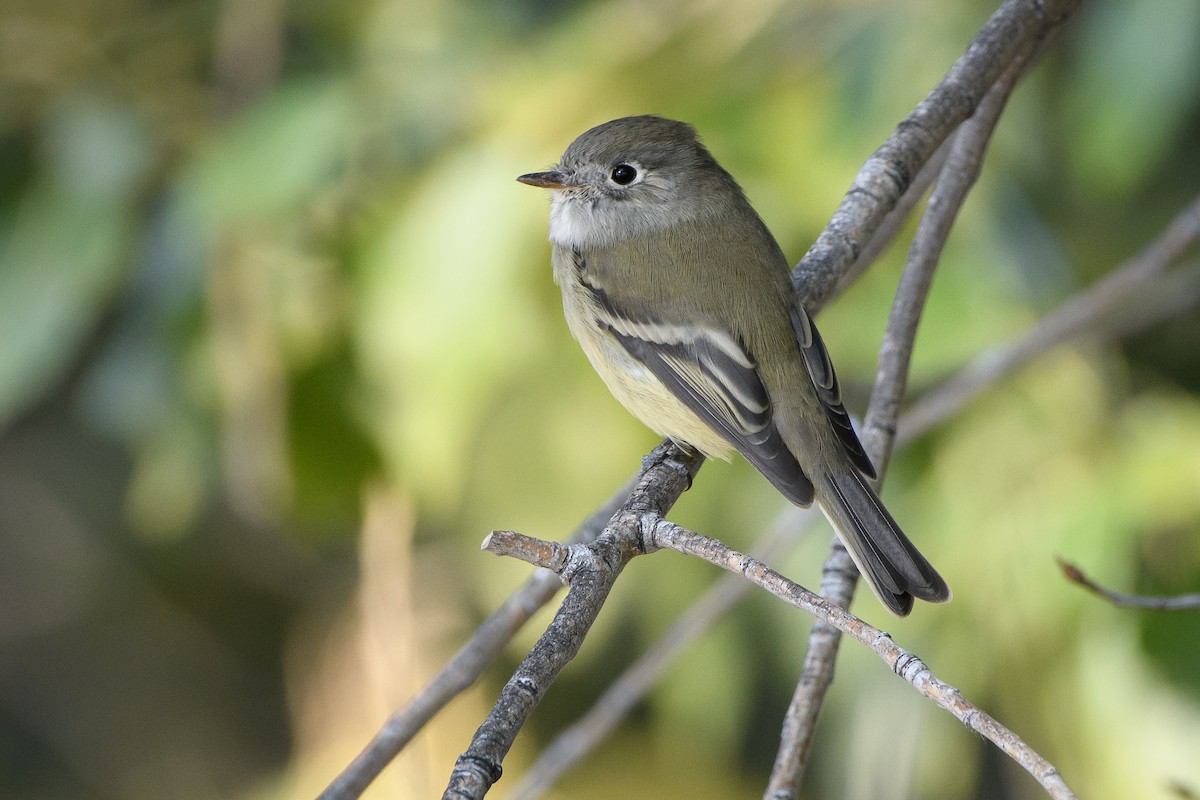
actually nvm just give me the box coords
[649,520,1078,800]
[441,443,704,799]
[507,507,818,799]
[316,479,634,800]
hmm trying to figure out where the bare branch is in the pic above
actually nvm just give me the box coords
[836,139,949,295]
[1058,558,1200,611]
[482,530,571,573]
[441,443,704,799]
[508,507,817,800]
[796,0,1083,312]
[1097,260,1200,341]
[650,519,1078,800]
[316,479,634,800]
[900,192,1200,445]
[865,74,1022,467]
[765,12,1073,786]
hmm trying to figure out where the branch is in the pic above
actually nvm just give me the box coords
[649,520,1078,800]
[766,36,1034,798]
[900,192,1200,445]
[836,137,949,296]
[1058,558,1200,611]
[795,0,1082,313]
[316,478,634,800]
[441,443,704,799]
[766,12,1077,783]
[865,73,1022,466]
[1093,260,1200,341]
[507,507,818,799]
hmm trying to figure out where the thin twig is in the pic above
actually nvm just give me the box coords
[441,443,704,799]
[769,16,1067,788]
[1097,260,1200,341]
[766,46,1032,799]
[316,479,634,800]
[482,530,570,572]
[649,520,1078,800]
[1058,558,1200,610]
[865,73,1022,466]
[507,507,817,799]
[900,192,1200,445]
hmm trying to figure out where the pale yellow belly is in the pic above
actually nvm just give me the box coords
[562,290,734,460]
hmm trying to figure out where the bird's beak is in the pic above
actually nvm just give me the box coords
[517,170,574,189]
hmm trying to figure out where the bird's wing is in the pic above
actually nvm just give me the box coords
[586,282,815,506]
[787,303,877,480]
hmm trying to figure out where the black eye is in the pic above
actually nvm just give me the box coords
[610,163,638,185]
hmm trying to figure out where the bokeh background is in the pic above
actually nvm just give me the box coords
[2,0,1199,798]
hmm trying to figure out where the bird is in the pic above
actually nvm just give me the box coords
[518,115,949,615]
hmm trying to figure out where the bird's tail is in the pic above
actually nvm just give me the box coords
[815,471,950,616]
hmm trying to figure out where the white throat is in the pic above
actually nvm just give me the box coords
[546,187,688,250]
[548,192,607,248]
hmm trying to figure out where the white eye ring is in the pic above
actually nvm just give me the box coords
[608,162,643,187]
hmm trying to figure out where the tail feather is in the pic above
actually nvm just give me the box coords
[818,471,950,616]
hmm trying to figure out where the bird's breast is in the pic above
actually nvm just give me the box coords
[552,247,734,459]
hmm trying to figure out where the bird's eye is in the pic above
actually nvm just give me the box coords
[610,164,638,185]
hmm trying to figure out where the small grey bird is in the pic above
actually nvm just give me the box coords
[518,115,949,615]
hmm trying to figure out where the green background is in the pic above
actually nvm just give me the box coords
[1,0,1198,798]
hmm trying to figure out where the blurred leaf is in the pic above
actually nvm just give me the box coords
[1066,0,1200,193]
[184,79,351,226]
[0,97,150,426]
[0,192,129,425]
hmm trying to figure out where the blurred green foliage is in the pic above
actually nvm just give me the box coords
[1,0,1199,798]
